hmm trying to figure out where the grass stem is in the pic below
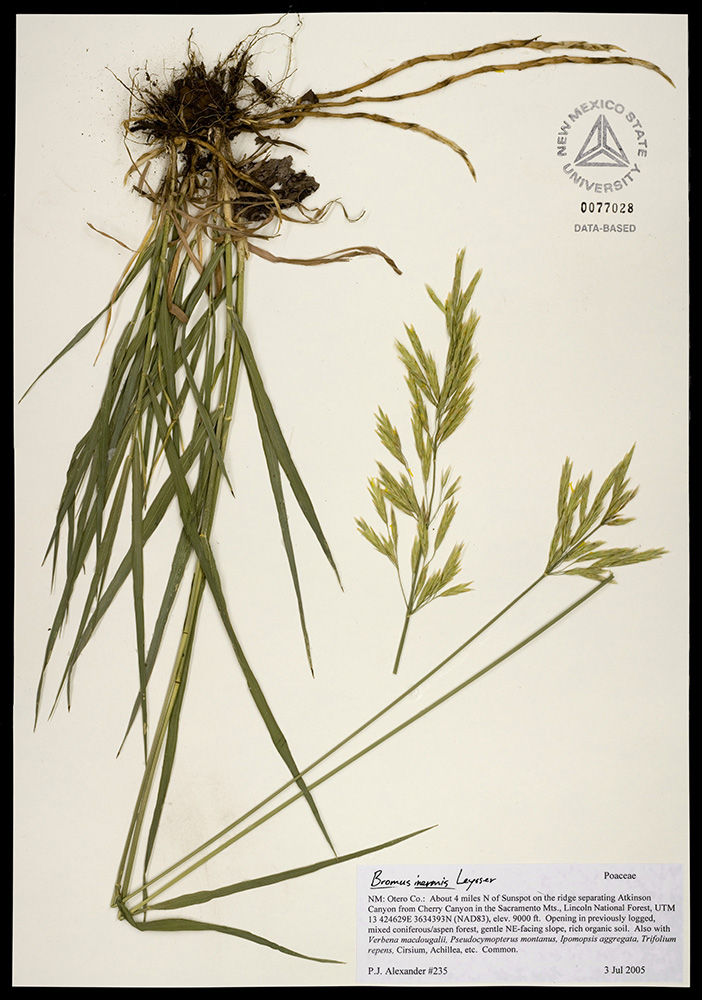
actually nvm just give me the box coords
[392,610,412,675]
[114,218,246,910]
[128,573,609,912]
[124,570,562,907]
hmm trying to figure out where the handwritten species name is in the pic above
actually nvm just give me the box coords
[369,869,497,892]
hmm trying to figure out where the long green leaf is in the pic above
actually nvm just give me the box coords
[37,434,136,722]
[182,244,226,317]
[41,267,224,666]
[143,571,205,873]
[117,529,193,755]
[181,348,235,498]
[114,898,340,963]
[130,439,148,758]
[233,314,342,587]
[53,425,208,718]
[256,410,314,675]
[146,379,337,856]
[40,279,225,720]
[20,234,159,401]
[148,824,434,911]
[36,456,131,722]
[95,280,153,565]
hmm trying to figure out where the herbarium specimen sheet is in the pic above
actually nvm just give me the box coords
[14,12,688,988]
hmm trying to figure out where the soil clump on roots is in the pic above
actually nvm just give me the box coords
[125,33,320,235]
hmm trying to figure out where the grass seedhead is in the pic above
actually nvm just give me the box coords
[358,251,480,673]
[545,447,667,581]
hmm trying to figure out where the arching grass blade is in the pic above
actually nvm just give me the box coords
[114,898,342,964]
[146,378,336,855]
[145,824,434,912]
[234,313,342,588]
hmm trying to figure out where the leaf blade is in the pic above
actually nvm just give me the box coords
[234,313,342,587]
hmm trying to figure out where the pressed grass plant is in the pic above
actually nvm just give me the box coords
[357,250,480,673]
[23,18,672,964]
[357,255,667,675]
[108,440,665,940]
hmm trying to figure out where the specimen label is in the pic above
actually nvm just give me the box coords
[356,863,683,984]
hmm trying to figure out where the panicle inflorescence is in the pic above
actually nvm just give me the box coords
[545,445,666,581]
[356,250,480,672]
